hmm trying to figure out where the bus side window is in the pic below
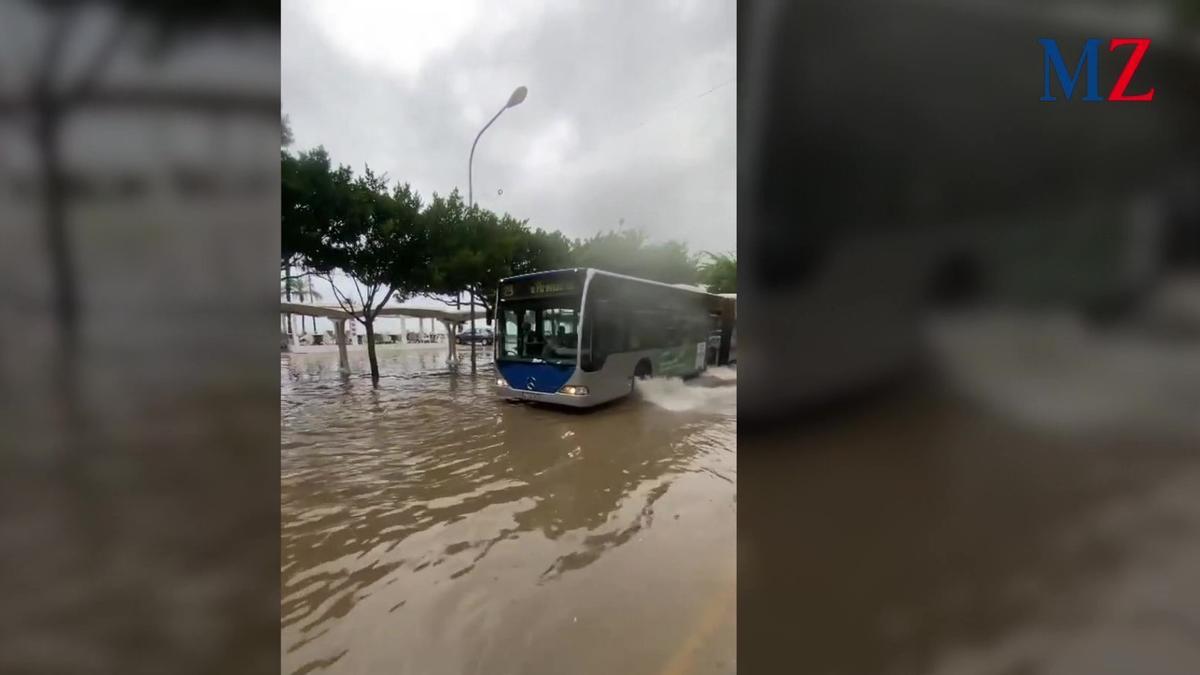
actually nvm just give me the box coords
[664,313,682,345]
[630,308,655,349]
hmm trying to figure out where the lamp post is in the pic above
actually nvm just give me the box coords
[466,85,527,374]
[468,86,526,209]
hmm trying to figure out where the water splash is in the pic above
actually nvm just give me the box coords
[635,367,737,413]
[926,311,1200,440]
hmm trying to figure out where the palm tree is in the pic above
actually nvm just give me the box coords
[698,252,736,294]
[281,275,324,333]
[301,279,323,333]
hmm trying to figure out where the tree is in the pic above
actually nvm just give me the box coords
[698,252,737,293]
[570,229,698,284]
[306,168,424,385]
[418,191,486,369]
[470,211,572,323]
[421,193,571,325]
[282,147,343,276]
[419,189,474,298]
[507,225,574,282]
[282,147,342,337]
[415,193,573,372]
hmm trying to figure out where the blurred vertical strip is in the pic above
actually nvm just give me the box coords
[738,0,1200,673]
[0,1,281,673]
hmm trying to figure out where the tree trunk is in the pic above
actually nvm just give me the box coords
[441,320,454,364]
[36,100,87,435]
[335,319,349,375]
[37,102,80,390]
[301,283,315,333]
[479,289,495,327]
[301,291,312,333]
[364,319,380,385]
[284,265,293,335]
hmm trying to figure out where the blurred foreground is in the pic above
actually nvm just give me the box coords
[738,1,1200,670]
[1,2,278,673]
[741,276,1200,674]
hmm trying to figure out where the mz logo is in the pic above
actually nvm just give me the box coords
[525,377,537,391]
[1039,38,1154,102]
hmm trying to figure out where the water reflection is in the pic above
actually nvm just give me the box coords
[281,349,736,674]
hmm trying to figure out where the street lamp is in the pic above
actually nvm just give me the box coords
[466,85,527,374]
[468,85,526,208]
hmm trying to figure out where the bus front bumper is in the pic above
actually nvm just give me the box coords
[496,384,598,408]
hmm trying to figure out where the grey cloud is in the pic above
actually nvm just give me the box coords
[282,0,735,252]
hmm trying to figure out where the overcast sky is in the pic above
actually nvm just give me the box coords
[281,0,735,255]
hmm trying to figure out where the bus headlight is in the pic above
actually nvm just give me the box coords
[496,378,507,388]
[559,385,589,396]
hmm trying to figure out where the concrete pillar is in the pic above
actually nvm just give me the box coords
[335,319,349,374]
[442,320,457,364]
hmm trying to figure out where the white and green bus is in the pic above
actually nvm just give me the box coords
[494,268,734,408]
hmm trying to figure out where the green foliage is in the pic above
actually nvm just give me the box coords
[419,191,571,319]
[281,144,729,342]
[281,147,345,272]
[569,229,698,285]
[280,276,321,300]
[698,252,736,293]
[280,148,425,383]
[419,190,476,296]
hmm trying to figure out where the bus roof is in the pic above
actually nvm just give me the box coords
[499,268,727,300]
[499,267,586,283]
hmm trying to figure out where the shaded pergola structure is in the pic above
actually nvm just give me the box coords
[280,302,478,373]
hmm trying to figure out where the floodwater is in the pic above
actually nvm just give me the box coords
[740,308,1200,674]
[281,347,736,675]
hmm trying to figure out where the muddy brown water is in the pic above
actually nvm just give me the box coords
[740,385,1200,675]
[281,348,736,675]
[739,310,1200,675]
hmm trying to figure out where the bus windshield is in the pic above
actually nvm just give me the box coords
[497,296,581,365]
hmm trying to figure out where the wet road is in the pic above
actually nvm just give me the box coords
[281,348,736,675]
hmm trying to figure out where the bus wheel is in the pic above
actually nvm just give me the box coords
[634,360,652,380]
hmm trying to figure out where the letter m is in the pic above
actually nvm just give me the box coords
[1039,38,1102,101]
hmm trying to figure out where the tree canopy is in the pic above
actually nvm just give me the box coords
[699,252,737,293]
[282,143,715,300]
[280,137,732,381]
[569,229,698,285]
[419,191,573,320]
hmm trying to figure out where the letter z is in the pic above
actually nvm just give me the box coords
[1108,38,1154,102]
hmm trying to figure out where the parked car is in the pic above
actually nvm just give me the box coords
[456,328,494,346]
